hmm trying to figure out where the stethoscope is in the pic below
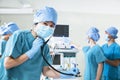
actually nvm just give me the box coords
[40,37,80,77]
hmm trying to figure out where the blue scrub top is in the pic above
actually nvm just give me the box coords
[118,64,120,79]
[102,42,120,80]
[82,45,106,80]
[0,56,8,80]
[0,39,7,56]
[0,40,7,80]
[3,30,52,80]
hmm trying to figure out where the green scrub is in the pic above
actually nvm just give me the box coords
[82,45,106,80]
[0,40,7,80]
[0,39,7,56]
[3,30,52,80]
[102,42,120,80]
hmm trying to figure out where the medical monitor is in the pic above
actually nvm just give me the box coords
[52,53,63,68]
[53,25,69,37]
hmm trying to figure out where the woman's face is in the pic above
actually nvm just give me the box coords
[36,21,55,29]
[2,34,11,40]
[33,21,55,38]
[105,31,113,39]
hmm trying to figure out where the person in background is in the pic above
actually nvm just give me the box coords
[82,27,106,80]
[0,22,19,80]
[0,22,19,57]
[102,27,120,80]
[1,6,79,80]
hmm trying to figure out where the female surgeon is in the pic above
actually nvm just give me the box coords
[0,22,19,57]
[1,6,78,80]
[0,22,19,80]
[82,27,106,80]
[102,27,120,80]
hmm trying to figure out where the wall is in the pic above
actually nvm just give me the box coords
[1,12,120,79]
[0,14,33,29]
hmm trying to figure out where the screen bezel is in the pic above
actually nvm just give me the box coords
[53,25,69,37]
[51,53,63,69]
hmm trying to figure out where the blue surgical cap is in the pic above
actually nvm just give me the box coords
[33,6,57,25]
[0,22,19,36]
[105,26,118,39]
[87,27,100,41]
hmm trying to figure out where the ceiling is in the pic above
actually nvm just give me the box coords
[0,0,120,14]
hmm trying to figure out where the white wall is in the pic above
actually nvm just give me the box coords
[1,12,120,79]
[0,14,33,29]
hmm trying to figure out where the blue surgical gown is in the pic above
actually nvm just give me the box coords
[82,45,106,80]
[0,56,8,80]
[2,30,52,80]
[0,40,7,80]
[118,64,120,79]
[102,42,120,80]
[0,39,7,56]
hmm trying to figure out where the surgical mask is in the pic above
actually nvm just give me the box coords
[1,36,5,39]
[1,36,8,41]
[34,24,54,38]
[105,34,110,41]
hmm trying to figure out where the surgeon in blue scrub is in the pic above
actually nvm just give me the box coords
[102,27,120,80]
[0,22,19,80]
[82,27,106,80]
[2,7,78,80]
[0,22,19,57]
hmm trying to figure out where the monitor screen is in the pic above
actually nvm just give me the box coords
[53,25,69,37]
[52,54,61,65]
[52,53,63,68]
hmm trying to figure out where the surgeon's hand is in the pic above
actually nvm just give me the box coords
[25,37,44,59]
[60,67,80,79]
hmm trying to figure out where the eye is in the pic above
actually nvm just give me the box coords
[43,22,48,26]
[49,25,55,28]
[42,22,55,28]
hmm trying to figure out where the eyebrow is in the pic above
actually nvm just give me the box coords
[45,21,55,25]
